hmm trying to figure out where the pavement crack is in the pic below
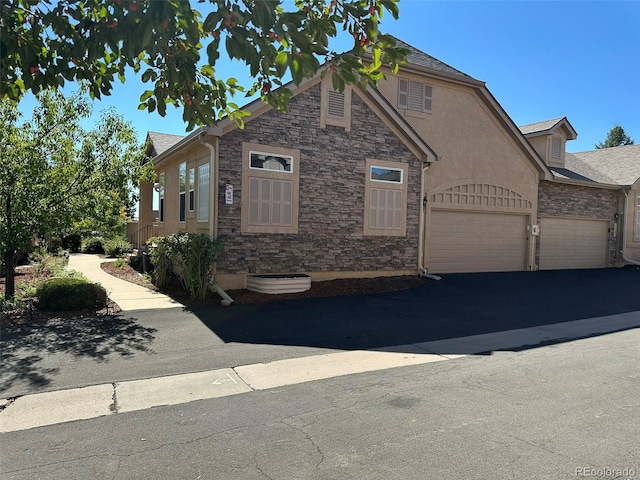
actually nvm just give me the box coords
[109,383,119,414]
[252,450,276,480]
[281,417,325,468]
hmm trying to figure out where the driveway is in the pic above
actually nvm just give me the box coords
[1,268,639,399]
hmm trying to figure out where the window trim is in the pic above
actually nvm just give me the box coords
[188,167,195,212]
[241,142,300,234]
[249,150,294,174]
[320,76,351,131]
[363,158,408,237]
[158,172,165,223]
[370,165,404,184]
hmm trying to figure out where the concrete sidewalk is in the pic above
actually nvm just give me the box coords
[67,253,181,311]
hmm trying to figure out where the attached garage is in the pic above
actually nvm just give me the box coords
[428,210,529,273]
[539,217,609,269]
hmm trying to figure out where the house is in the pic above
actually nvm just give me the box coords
[137,36,637,291]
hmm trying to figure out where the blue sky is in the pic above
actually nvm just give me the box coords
[18,1,640,153]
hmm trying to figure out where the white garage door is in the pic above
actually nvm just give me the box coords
[539,217,608,269]
[428,210,528,273]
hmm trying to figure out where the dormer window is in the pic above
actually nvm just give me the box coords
[551,137,562,160]
[398,78,432,113]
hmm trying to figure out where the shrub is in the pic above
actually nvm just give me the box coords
[36,277,107,312]
[0,294,23,312]
[147,233,223,299]
[112,258,126,268]
[48,236,63,253]
[103,237,133,257]
[62,234,82,253]
[84,236,105,254]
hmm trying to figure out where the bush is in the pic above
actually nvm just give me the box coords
[36,277,107,312]
[48,236,63,253]
[62,234,82,253]
[0,294,23,312]
[112,258,126,268]
[147,233,223,299]
[84,236,105,254]
[103,237,133,257]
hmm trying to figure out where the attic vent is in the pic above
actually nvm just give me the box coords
[326,89,346,118]
[398,78,432,113]
[551,137,562,159]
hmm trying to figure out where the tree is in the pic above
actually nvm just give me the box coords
[595,125,635,149]
[0,90,154,298]
[1,0,407,130]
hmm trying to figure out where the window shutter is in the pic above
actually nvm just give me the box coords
[398,78,409,109]
[327,89,345,118]
[551,137,562,159]
[370,188,403,230]
[423,85,433,112]
[248,178,294,226]
[408,81,424,111]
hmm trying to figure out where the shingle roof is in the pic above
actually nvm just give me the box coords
[564,144,640,185]
[390,36,478,82]
[147,131,185,156]
[519,118,565,135]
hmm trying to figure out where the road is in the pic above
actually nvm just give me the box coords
[1,327,638,480]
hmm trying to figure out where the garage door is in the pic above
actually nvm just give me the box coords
[539,218,608,269]
[428,210,528,273]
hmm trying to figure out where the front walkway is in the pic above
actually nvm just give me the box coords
[67,253,181,311]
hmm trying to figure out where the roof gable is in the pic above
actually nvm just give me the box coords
[146,131,185,157]
[519,117,577,140]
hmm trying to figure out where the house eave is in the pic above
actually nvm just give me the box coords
[548,177,626,191]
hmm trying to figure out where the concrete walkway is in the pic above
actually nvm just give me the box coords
[67,253,182,311]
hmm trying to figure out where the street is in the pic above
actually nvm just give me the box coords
[2,327,638,480]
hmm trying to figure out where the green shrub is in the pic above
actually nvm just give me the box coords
[36,277,107,312]
[62,234,82,253]
[84,236,105,254]
[0,294,23,312]
[112,257,127,268]
[103,237,133,257]
[48,236,63,253]
[147,233,223,299]
[30,250,68,277]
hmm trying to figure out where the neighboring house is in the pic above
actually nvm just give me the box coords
[138,36,638,291]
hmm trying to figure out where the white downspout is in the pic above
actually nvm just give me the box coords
[621,189,640,267]
[418,161,441,281]
[200,133,235,305]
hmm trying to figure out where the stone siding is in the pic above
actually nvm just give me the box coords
[537,181,620,265]
[216,83,421,275]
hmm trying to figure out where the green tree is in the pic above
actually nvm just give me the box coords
[1,0,407,130]
[595,125,635,149]
[0,90,154,298]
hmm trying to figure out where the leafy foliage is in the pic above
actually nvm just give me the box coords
[147,233,223,299]
[595,125,635,149]
[0,90,154,297]
[36,277,107,312]
[1,0,407,130]
[83,236,106,254]
[103,236,133,257]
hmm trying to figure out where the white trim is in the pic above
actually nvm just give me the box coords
[249,150,294,174]
[370,165,404,184]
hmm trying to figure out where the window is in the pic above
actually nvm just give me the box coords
[551,137,562,160]
[188,168,195,212]
[398,78,432,113]
[364,159,408,236]
[179,162,186,222]
[198,163,209,222]
[158,172,165,222]
[241,142,300,234]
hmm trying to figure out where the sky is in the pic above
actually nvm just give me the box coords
[17,1,640,153]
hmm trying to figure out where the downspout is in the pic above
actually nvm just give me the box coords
[621,189,640,266]
[200,132,235,305]
[417,160,441,281]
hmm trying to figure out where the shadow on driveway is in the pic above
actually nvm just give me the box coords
[0,316,157,392]
[190,268,640,351]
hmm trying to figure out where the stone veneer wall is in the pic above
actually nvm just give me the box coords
[216,83,421,276]
[537,181,620,265]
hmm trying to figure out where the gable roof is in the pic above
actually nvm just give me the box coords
[564,144,640,186]
[146,131,185,157]
[390,36,479,83]
[519,117,578,140]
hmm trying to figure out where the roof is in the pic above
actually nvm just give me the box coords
[147,131,185,156]
[389,36,479,83]
[519,117,578,140]
[564,144,640,185]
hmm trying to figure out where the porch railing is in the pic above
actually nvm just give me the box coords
[129,224,159,249]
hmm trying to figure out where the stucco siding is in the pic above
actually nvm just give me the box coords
[215,82,422,277]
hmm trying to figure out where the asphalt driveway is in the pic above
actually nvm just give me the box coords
[192,267,640,351]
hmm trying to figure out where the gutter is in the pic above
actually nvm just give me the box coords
[199,132,235,306]
[417,163,441,281]
[621,189,640,267]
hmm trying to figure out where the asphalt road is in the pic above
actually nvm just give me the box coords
[1,327,638,480]
[2,268,639,398]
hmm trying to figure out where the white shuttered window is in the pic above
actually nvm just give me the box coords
[364,159,407,236]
